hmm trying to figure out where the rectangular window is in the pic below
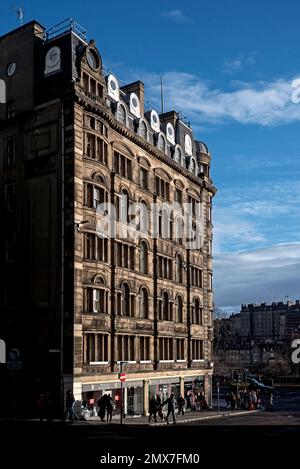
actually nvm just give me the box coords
[85,233,95,259]
[140,337,150,361]
[175,188,182,205]
[90,78,96,95]
[97,237,108,262]
[82,73,89,92]
[93,187,100,209]
[208,273,213,291]
[85,334,95,362]
[6,100,15,119]
[91,289,106,314]
[86,133,96,158]
[114,152,132,180]
[5,137,15,167]
[140,167,148,189]
[97,334,108,362]
[96,138,108,164]
[192,340,204,360]
[5,184,15,212]
[117,335,135,361]
[158,255,172,280]
[176,339,185,360]
[84,334,108,363]
[158,338,173,360]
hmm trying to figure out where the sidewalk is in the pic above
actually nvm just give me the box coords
[86,408,261,426]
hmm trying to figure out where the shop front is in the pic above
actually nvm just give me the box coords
[82,380,144,417]
[148,377,180,405]
[184,375,205,411]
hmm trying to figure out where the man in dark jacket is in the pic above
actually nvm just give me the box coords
[163,393,176,424]
[148,396,157,422]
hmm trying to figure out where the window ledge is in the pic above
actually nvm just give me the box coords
[117,360,136,364]
[89,361,109,365]
[159,360,175,363]
[192,359,204,362]
[140,360,151,364]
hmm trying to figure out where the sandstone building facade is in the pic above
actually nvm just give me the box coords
[0,19,216,415]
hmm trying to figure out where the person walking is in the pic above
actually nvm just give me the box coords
[163,393,176,424]
[106,395,114,422]
[148,396,157,422]
[177,394,185,416]
[156,394,164,421]
[65,390,76,422]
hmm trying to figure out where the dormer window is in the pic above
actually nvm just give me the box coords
[117,104,126,125]
[139,120,147,140]
[157,134,166,153]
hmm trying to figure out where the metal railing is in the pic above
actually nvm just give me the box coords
[45,18,87,42]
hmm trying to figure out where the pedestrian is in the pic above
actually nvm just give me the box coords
[163,393,176,424]
[106,395,114,422]
[177,394,185,416]
[148,396,157,422]
[97,394,107,422]
[65,390,76,422]
[156,394,164,421]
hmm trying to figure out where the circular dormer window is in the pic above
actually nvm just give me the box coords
[87,48,100,71]
[110,78,117,90]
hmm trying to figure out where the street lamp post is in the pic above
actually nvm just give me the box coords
[217,381,220,414]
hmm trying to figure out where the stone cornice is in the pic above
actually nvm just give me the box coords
[74,89,217,195]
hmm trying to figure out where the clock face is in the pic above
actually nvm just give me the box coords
[46,47,61,68]
[7,62,16,77]
[87,49,99,70]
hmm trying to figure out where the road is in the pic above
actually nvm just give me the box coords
[2,386,299,466]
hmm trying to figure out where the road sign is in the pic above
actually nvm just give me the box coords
[119,372,126,383]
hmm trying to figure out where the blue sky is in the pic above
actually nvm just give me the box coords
[1,0,300,311]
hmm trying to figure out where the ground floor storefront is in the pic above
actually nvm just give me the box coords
[79,372,212,417]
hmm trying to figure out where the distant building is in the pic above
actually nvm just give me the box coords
[214,301,300,376]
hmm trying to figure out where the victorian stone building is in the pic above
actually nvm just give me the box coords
[0,19,216,416]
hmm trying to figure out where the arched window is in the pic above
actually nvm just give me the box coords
[139,201,148,233]
[176,254,183,283]
[120,189,129,223]
[175,216,184,245]
[157,134,166,153]
[177,296,183,323]
[193,298,202,325]
[139,120,147,139]
[140,241,148,274]
[117,104,126,125]
[174,147,181,163]
[140,287,148,319]
[122,283,131,316]
[163,291,169,321]
[190,159,196,173]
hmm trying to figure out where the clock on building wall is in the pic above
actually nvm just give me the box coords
[6,62,16,77]
[44,46,61,75]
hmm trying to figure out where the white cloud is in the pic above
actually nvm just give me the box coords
[161,9,193,23]
[214,243,300,308]
[222,53,257,74]
[136,71,300,127]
